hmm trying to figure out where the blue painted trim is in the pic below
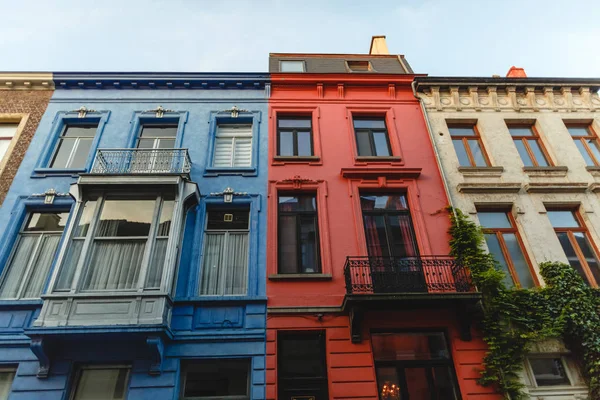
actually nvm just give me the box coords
[204,110,262,177]
[32,110,111,177]
[125,111,189,149]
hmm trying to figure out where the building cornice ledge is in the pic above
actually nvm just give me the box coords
[0,73,54,90]
[525,182,589,193]
[457,182,522,193]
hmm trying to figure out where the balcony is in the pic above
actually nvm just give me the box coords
[342,256,481,342]
[90,148,191,175]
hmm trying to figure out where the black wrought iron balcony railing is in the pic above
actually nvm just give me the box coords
[90,148,192,175]
[344,256,475,294]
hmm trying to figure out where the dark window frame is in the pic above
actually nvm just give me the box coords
[179,358,251,400]
[276,116,314,157]
[527,355,572,387]
[277,194,321,274]
[506,123,553,167]
[353,116,392,157]
[447,123,491,167]
[49,123,99,169]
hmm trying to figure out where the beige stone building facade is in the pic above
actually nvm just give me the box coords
[415,74,600,399]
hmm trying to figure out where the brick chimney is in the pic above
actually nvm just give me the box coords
[369,36,389,55]
[506,66,527,78]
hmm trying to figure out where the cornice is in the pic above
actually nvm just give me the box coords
[0,73,54,90]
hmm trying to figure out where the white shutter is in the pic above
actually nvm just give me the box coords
[214,124,253,168]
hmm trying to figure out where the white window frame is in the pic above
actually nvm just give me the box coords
[49,124,98,169]
[0,212,67,300]
[213,124,253,168]
[279,60,305,73]
[180,359,250,400]
[525,355,575,388]
[69,364,130,400]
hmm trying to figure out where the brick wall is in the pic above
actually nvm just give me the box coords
[0,90,52,204]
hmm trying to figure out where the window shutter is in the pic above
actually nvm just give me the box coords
[214,125,252,168]
[213,137,233,167]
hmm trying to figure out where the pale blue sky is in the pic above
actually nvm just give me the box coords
[1,0,598,77]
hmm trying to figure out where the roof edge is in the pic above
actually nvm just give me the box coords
[0,72,54,90]
[415,76,600,90]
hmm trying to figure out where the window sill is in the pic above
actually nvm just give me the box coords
[586,166,600,177]
[355,156,402,164]
[458,166,504,177]
[272,156,322,165]
[204,167,257,177]
[268,273,332,281]
[523,166,568,177]
[32,168,86,178]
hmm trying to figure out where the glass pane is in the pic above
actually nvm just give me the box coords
[484,233,515,287]
[452,139,471,166]
[0,370,15,400]
[547,211,579,228]
[529,358,570,386]
[468,139,488,166]
[206,209,250,230]
[404,368,431,399]
[574,140,595,166]
[376,367,401,400]
[278,195,316,212]
[527,140,549,167]
[96,200,155,237]
[146,238,167,289]
[83,240,145,290]
[566,126,590,137]
[278,118,311,129]
[279,333,325,378]
[508,126,534,136]
[503,233,535,288]
[355,130,373,156]
[22,234,61,298]
[200,233,225,295]
[299,215,320,273]
[432,367,458,399]
[477,212,511,229]
[225,233,249,295]
[297,130,312,156]
[278,215,298,274]
[63,125,97,138]
[573,232,600,284]
[387,215,419,258]
[137,138,155,149]
[373,131,391,156]
[183,359,249,397]
[371,332,450,361]
[353,118,386,129]
[278,131,294,156]
[0,123,18,138]
[54,239,84,291]
[586,139,600,164]
[280,61,304,72]
[26,212,69,232]
[363,215,390,258]
[140,125,177,138]
[556,232,590,284]
[448,126,476,136]
[69,138,93,169]
[0,235,38,298]
[50,138,76,168]
[157,139,176,149]
[514,140,534,167]
[157,201,174,236]
[73,368,128,400]
[75,200,97,237]
[360,194,407,211]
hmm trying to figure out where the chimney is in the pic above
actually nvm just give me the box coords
[506,66,527,78]
[370,36,389,55]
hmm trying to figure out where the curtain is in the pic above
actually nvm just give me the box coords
[396,214,418,258]
[200,233,248,295]
[83,240,145,290]
[0,371,15,400]
[200,234,225,295]
[54,239,84,291]
[146,238,168,288]
[227,233,248,295]
[22,234,61,298]
[363,215,383,257]
[0,235,37,298]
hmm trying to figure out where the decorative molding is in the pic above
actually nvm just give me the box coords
[458,166,504,177]
[316,83,324,98]
[147,336,164,375]
[0,73,54,90]
[337,83,345,99]
[208,187,248,202]
[525,182,588,193]
[31,188,71,204]
[276,175,320,189]
[218,105,250,118]
[30,337,50,378]
[143,105,175,118]
[457,182,522,193]
[69,106,98,118]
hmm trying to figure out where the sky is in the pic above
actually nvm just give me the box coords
[1,0,599,77]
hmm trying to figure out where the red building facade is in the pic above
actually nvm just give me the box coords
[266,41,501,400]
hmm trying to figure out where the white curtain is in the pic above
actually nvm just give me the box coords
[22,234,61,298]
[83,240,145,290]
[146,238,167,288]
[54,239,84,291]
[0,371,15,400]
[200,233,248,295]
[0,235,37,298]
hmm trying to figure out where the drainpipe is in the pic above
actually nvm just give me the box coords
[411,80,458,222]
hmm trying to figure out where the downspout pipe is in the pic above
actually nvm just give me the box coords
[411,80,458,222]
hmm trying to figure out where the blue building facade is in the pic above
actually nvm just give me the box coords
[0,73,269,399]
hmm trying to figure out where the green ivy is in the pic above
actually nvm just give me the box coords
[448,208,600,399]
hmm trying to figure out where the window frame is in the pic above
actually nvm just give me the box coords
[179,359,251,400]
[353,116,393,157]
[212,123,254,168]
[279,60,306,73]
[346,60,374,72]
[0,122,19,166]
[0,366,16,400]
[564,122,600,166]
[276,116,314,157]
[478,209,538,288]
[136,123,179,150]
[506,123,553,167]
[277,194,322,274]
[447,123,491,167]
[69,364,131,400]
[48,123,98,169]
[0,211,69,300]
[525,355,573,388]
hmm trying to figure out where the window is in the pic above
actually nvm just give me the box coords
[71,366,129,400]
[478,210,536,288]
[278,195,320,274]
[353,117,391,157]
[347,60,372,72]
[180,359,250,399]
[0,123,18,164]
[527,357,571,386]
[200,208,249,295]
[137,124,177,149]
[565,123,600,166]
[371,332,459,400]
[507,124,551,167]
[54,194,174,292]
[213,124,253,168]
[278,331,328,400]
[0,212,68,299]
[277,117,313,157]
[0,368,15,400]
[360,194,419,258]
[547,209,600,286]
[447,124,489,167]
[280,60,305,72]
[49,124,98,169]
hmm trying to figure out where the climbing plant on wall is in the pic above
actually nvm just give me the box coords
[447,207,600,400]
